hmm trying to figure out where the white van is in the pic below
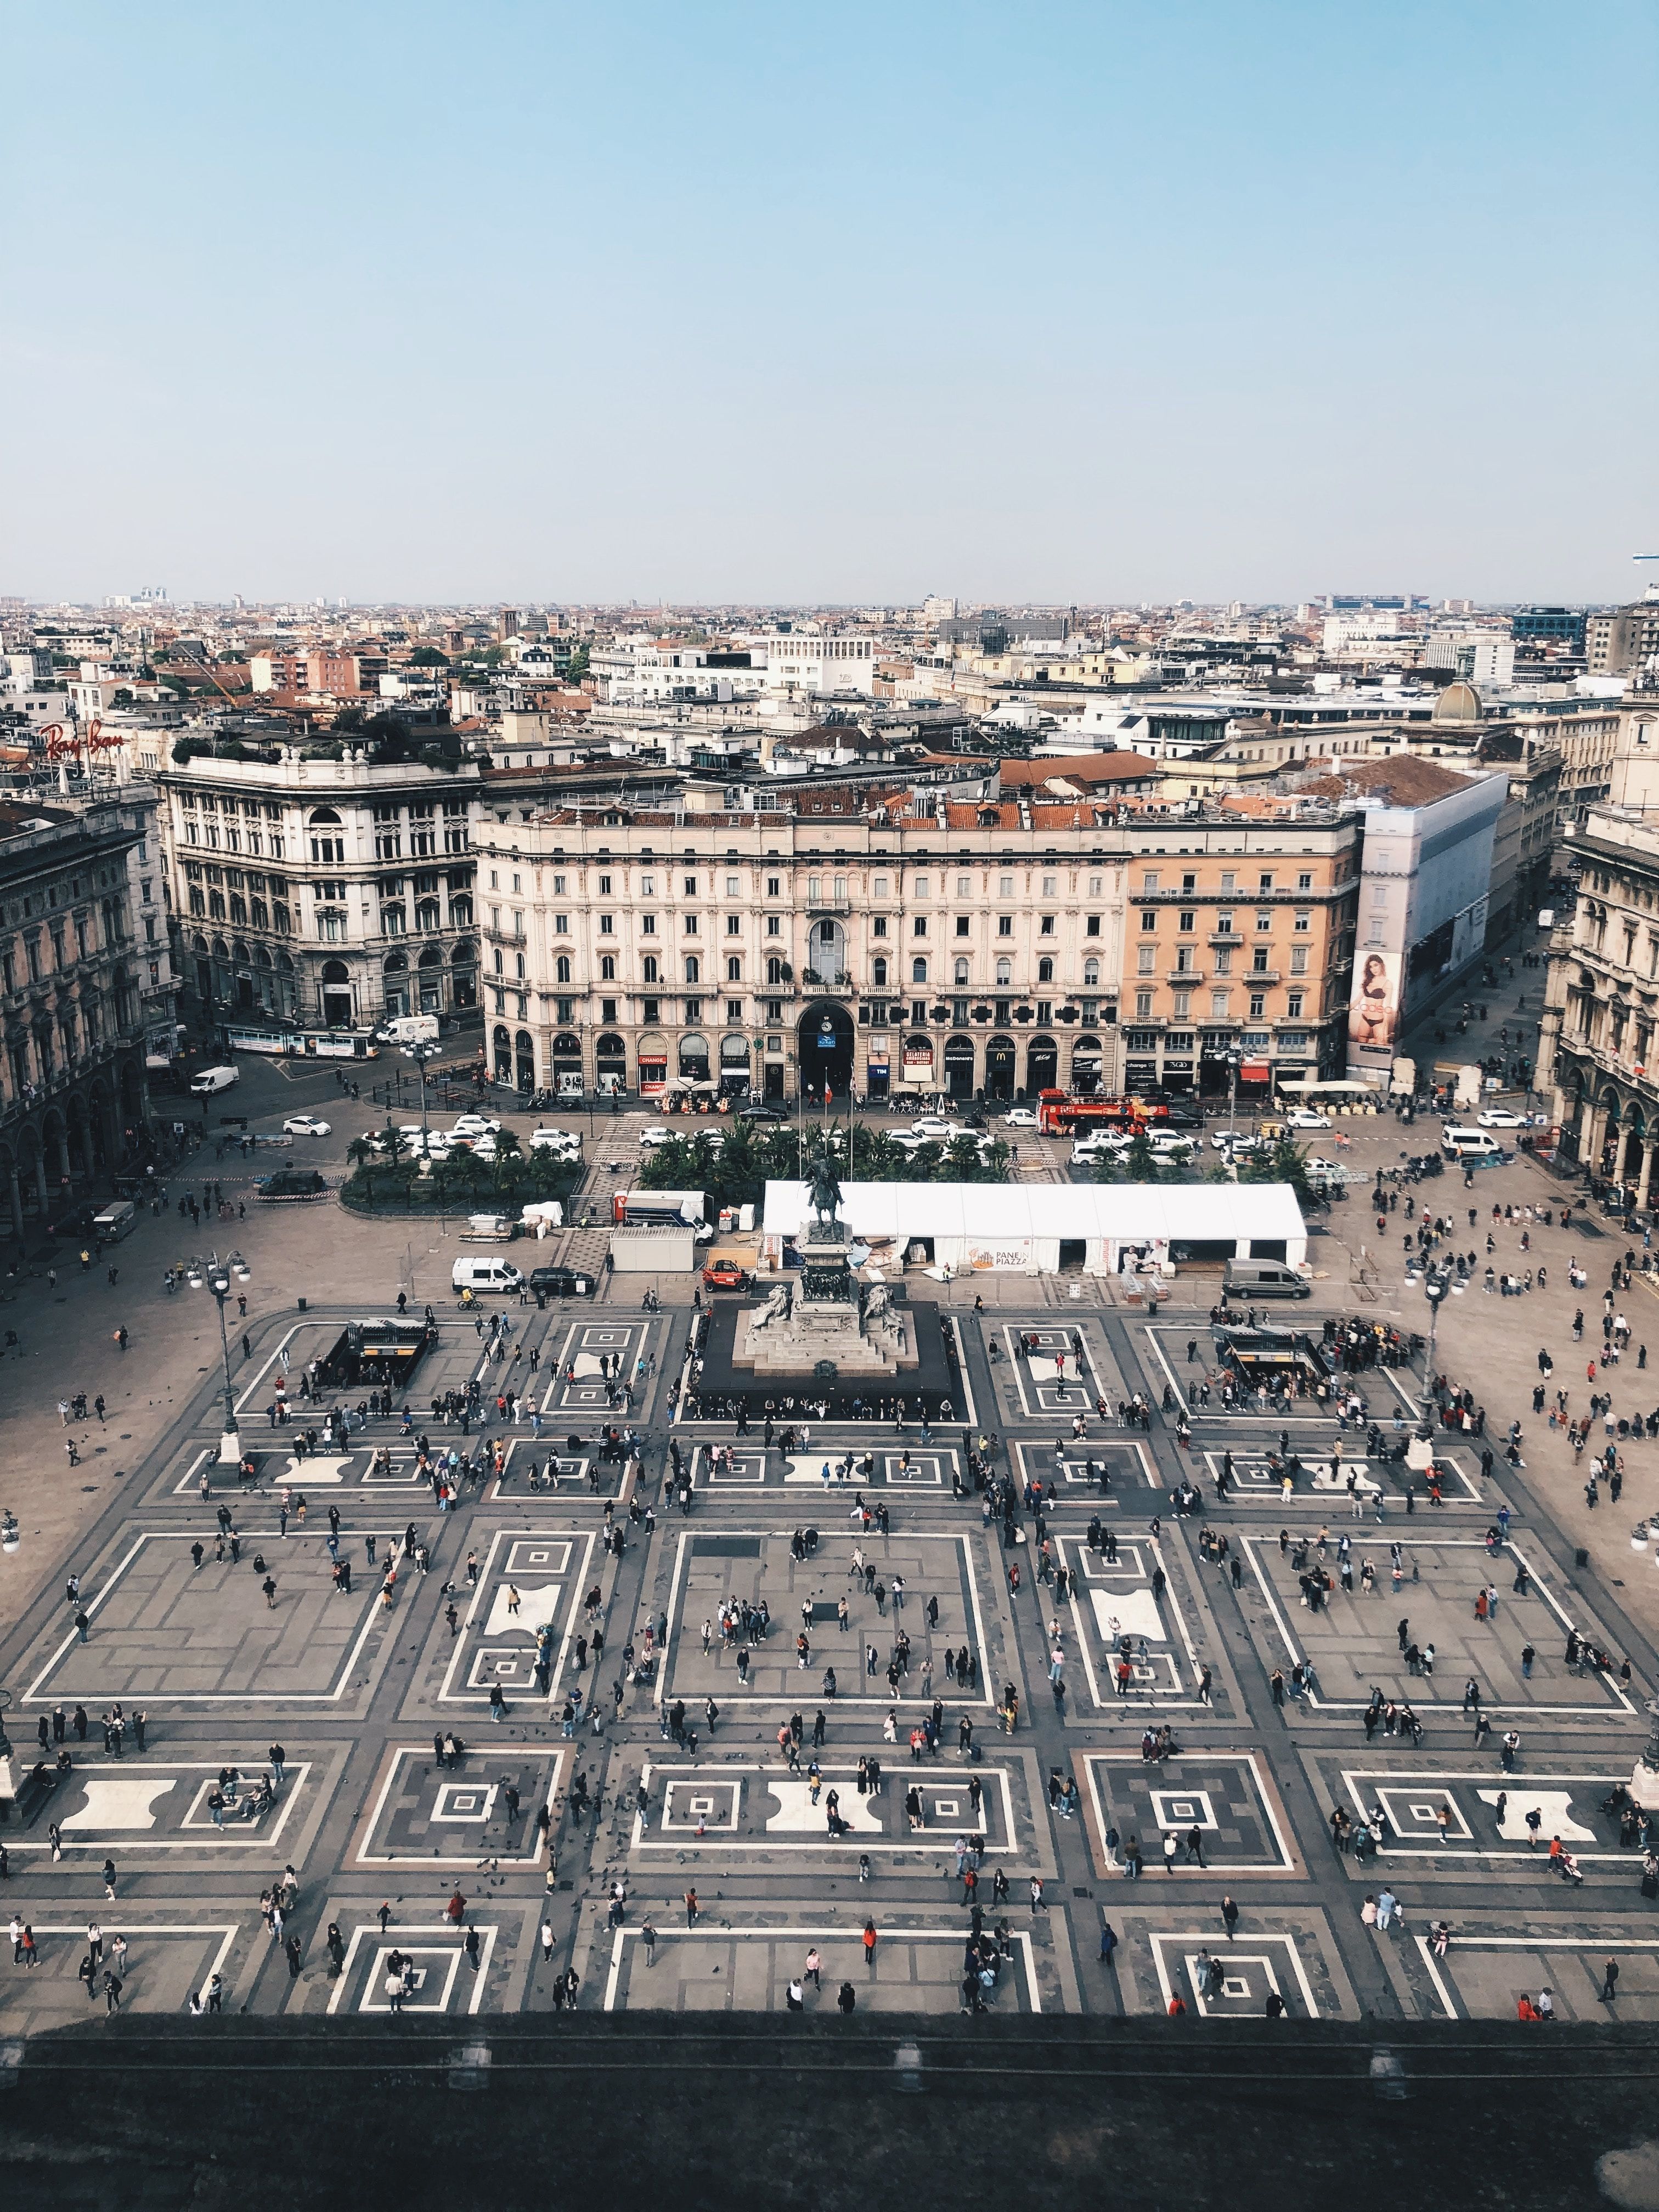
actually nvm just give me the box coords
[189,1065,240,1096]
[92,1199,138,1242]
[377,1013,440,1047]
[1441,1126,1506,1164]
[450,1255,523,1295]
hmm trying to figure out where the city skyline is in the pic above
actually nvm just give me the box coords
[4,2,1654,606]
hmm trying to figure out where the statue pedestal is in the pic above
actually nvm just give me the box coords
[733,1222,918,1379]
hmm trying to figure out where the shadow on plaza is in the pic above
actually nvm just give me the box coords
[3,2016,1658,2212]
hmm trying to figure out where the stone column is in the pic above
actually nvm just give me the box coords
[56,1126,72,1184]
[1583,1103,1606,1175]
[32,1149,48,1214]
[7,1166,23,1246]
[1640,1142,1655,1214]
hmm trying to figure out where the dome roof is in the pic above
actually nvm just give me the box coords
[1433,680,1483,723]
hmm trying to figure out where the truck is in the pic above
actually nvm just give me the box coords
[376,1014,441,1048]
[189,1065,240,1096]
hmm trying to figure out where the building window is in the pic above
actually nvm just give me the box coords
[911,957,928,985]
[684,915,699,935]
[1135,990,1153,1018]
[1249,992,1266,1019]
[1286,991,1304,1017]
[726,915,741,935]
[600,954,616,981]
[643,955,659,984]
[1294,910,1311,932]
[872,957,888,987]
[684,956,700,984]
[726,956,742,981]
[954,958,969,985]
[1290,944,1310,974]
[1210,990,1231,1018]
[1297,872,1313,890]
[1086,916,1101,936]
[556,955,571,984]
[1037,957,1054,984]
[913,917,927,938]
[1141,911,1157,932]
[726,998,743,1023]
[995,958,1012,987]
[955,916,970,938]
[1039,916,1055,937]
[599,914,614,935]
[1137,945,1156,975]
[1083,958,1099,986]
[642,998,660,1024]
[641,913,657,935]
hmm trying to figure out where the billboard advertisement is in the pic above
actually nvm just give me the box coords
[1348,950,1402,1052]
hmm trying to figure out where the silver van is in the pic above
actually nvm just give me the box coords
[92,1199,138,1242]
[1222,1258,1311,1300]
[450,1255,524,1296]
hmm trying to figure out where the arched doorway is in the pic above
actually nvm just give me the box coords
[452,940,478,1011]
[679,1033,710,1084]
[550,1030,582,1094]
[637,1031,668,1097]
[595,1031,627,1094]
[985,1035,1016,1101]
[516,1028,537,1094]
[797,1003,854,1102]
[1026,1034,1058,1096]
[719,1034,751,1097]
[806,917,847,986]
[493,1023,512,1084]
[192,931,211,1003]
[320,958,353,1030]
[1071,1037,1102,1095]
[901,1032,934,1098]
[417,945,444,1014]
[944,1034,976,1101]
[233,936,255,1012]
[383,950,409,1019]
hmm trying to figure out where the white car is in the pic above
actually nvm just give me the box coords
[1003,1107,1038,1128]
[1210,1130,1265,1154]
[529,1127,582,1154]
[1477,1108,1527,1129]
[1285,1109,1330,1131]
[452,1114,501,1139]
[282,1114,331,1137]
[637,1125,673,1150]
[468,1134,499,1161]
[910,1118,968,1142]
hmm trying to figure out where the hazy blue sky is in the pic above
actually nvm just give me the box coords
[3,2,1654,607]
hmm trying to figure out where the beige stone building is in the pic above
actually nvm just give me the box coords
[471,784,1364,1105]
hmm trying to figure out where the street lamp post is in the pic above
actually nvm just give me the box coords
[1422,1267,1448,1408]
[190,1250,251,1466]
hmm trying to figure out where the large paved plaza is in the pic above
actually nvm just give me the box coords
[4,1055,1659,2033]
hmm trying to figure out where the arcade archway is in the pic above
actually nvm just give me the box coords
[798,1003,854,1102]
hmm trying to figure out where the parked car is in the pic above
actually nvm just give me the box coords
[701,1257,750,1291]
[1002,1107,1038,1128]
[283,1114,332,1137]
[737,1102,787,1121]
[528,1265,595,1299]
[529,1127,583,1154]
[1285,1109,1331,1131]
[1476,1107,1527,1129]
[452,1114,502,1138]
[910,1117,969,1142]
[638,1125,673,1149]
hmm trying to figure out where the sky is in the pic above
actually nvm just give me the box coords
[2,2,1655,608]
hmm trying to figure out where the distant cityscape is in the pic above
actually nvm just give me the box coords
[1,578,1657,1226]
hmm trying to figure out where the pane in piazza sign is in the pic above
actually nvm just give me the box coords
[967,1242,1032,1272]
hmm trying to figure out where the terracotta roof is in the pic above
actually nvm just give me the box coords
[998,752,1164,788]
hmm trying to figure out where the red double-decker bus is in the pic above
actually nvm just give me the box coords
[1035,1089,1171,1138]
